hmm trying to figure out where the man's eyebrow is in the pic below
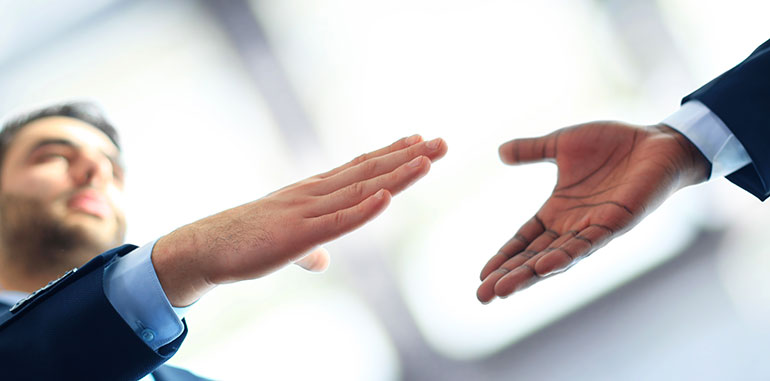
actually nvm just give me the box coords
[29,138,124,171]
[30,138,78,152]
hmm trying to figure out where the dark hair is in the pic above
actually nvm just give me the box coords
[0,102,121,171]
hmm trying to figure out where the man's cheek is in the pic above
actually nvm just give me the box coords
[17,173,68,202]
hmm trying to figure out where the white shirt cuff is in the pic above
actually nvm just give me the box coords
[662,100,752,179]
[102,240,187,351]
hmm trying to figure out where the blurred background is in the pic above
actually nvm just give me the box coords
[2,0,770,379]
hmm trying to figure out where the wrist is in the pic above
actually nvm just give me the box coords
[654,123,711,188]
[152,225,215,307]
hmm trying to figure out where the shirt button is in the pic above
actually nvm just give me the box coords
[141,328,156,342]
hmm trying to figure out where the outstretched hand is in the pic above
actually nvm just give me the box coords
[477,122,709,303]
[154,135,448,307]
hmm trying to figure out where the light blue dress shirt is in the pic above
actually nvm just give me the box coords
[102,240,189,351]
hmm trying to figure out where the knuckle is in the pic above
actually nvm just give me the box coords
[389,169,402,184]
[347,181,367,198]
[351,154,369,166]
[406,143,421,157]
[287,195,309,207]
[296,178,320,194]
[332,210,346,226]
[361,159,379,174]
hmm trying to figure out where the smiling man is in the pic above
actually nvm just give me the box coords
[0,102,447,380]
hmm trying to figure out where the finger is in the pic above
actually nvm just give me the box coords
[317,134,423,179]
[306,189,392,243]
[294,246,331,272]
[492,230,559,297]
[497,265,540,298]
[479,260,540,304]
[313,138,447,196]
[534,224,613,276]
[476,267,506,304]
[498,130,559,165]
[478,225,557,303]
[307,156,430,217]
[497,229,572,275]
[479,216,546,281]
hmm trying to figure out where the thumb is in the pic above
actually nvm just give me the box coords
[294,246,331,272]
[499,131,558,165]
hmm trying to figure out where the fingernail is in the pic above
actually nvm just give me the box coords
[375,189,385,199]
[426,138,441,150]
[406,134,421,145]
[408,156,423,167]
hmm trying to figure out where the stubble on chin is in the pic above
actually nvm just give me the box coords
[0,193,125,270]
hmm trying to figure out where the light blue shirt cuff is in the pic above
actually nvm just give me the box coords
[103,239,187,351]
[662,100,752,179]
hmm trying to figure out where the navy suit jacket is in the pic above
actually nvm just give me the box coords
[0,245,208,381]
[683,38,770,200]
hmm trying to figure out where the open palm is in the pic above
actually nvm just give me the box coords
[477,121,708,303]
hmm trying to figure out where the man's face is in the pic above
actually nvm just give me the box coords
[0,116,126,257]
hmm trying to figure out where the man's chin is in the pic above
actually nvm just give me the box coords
[0,193,126,269]
[62,216,122,248]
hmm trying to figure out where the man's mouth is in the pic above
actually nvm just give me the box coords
[67,190,112,219]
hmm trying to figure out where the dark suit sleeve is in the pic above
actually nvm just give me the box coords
[683,38,770,200]
[0,245,187,381]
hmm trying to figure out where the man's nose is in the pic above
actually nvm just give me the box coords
[70,151,113,187]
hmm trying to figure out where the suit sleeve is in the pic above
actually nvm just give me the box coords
[0,245,187,381]
[683,38,770,200]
